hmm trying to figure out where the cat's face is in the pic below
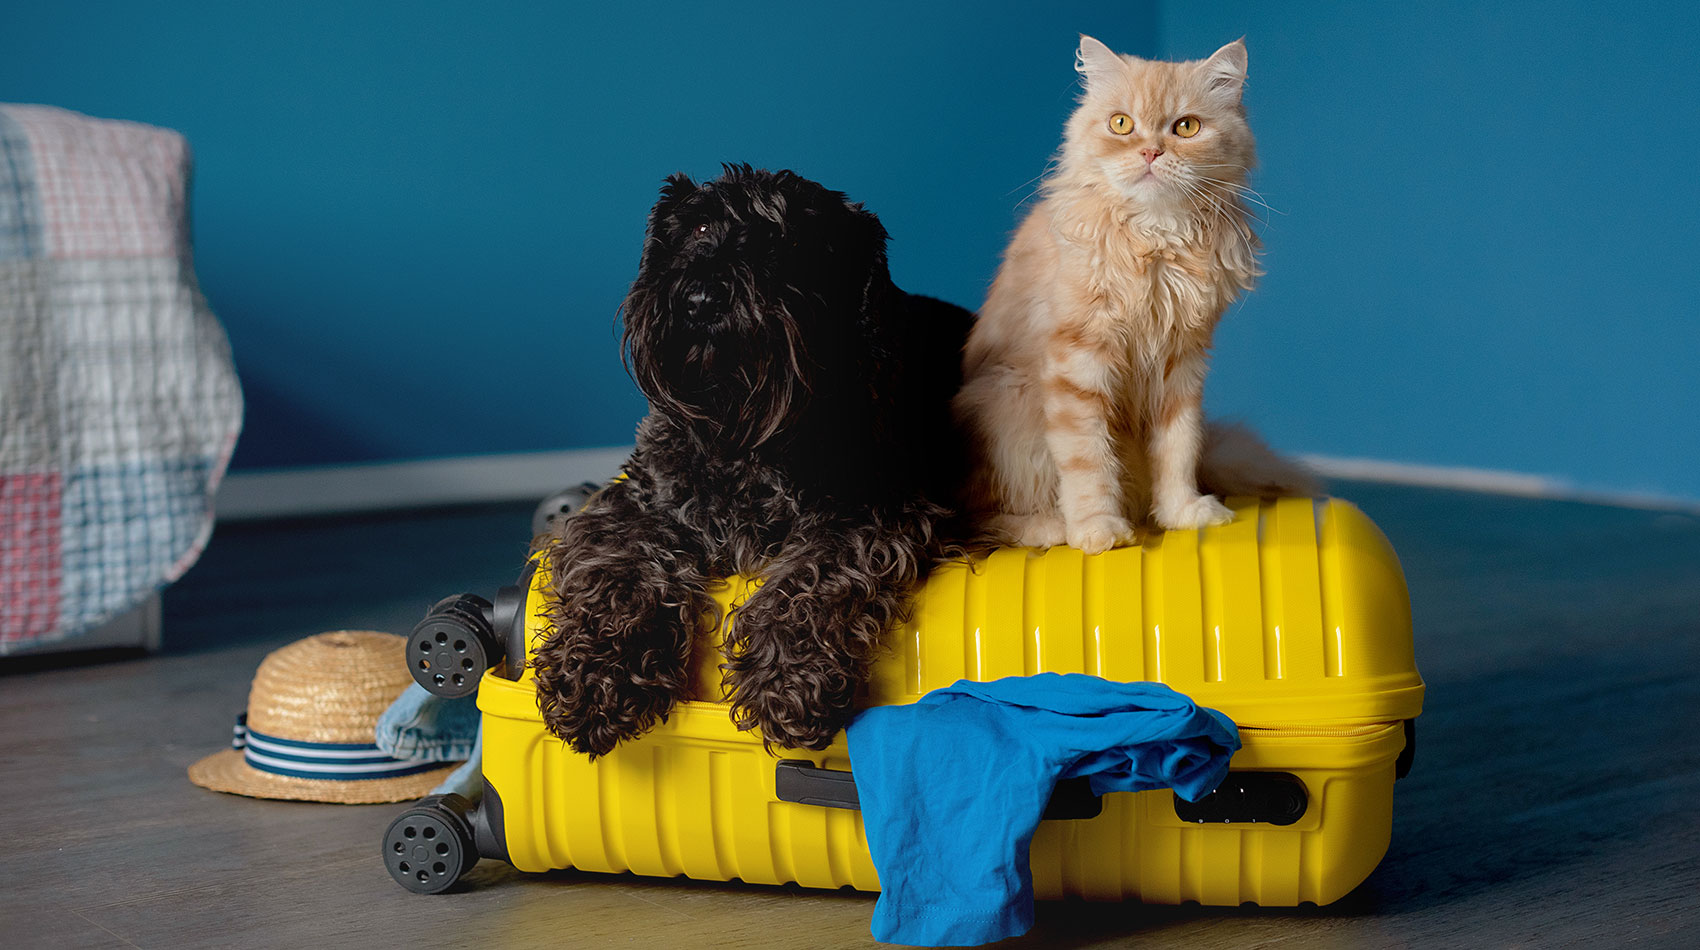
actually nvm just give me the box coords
[1062,37,1256,214]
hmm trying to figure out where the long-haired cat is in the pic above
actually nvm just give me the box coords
[955,35,1316,554]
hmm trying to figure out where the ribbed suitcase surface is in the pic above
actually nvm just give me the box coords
[477,496,1423,904]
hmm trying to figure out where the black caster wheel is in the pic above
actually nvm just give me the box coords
[409,594,499,698]
[383,794,478,894]
[531,481,606,537]
[1395,719,1417,780]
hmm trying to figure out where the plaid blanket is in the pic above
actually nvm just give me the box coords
[0,105,242,653]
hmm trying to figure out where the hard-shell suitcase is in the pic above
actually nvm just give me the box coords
[385,496,1424,904]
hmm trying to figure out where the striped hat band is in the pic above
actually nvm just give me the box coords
[231,712,441,781]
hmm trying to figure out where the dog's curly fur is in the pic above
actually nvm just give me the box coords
[532,165,972,757]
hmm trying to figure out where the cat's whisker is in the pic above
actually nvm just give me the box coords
[1009,157,1063,212]
[1192,174,1277,206]
[1193,175,1284,218]
[1215,184,1280,213]
[1007,161,1057,199]
[1232,194,1282,222]
[1184,183,1259,235]
[1175,179,1233,219]
[1175,175,1245,217]
[1184,184,1273,233]
[1192,163,1254,172]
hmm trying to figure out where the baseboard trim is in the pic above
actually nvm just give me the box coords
[214,447,1699,522]
[214,447,632,521]
[1300,455,1700,514]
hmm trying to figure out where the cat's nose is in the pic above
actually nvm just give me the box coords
[1140,148,1164,164]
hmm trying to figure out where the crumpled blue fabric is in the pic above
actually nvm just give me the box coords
[846,673,1240,947]
[375,684,483,798]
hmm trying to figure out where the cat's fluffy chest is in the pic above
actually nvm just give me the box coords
[1049,204,1248,352]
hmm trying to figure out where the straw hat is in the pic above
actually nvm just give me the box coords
[189,630,459,804]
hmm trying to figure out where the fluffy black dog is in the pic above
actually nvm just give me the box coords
[533,165,972,757]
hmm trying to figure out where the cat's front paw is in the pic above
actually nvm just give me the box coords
[1067,514,1135,554]
[989,512,1068,548]
[1155,493,1235,531]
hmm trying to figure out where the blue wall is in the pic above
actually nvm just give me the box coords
[1162,1,1700,501]
[3,2,1697,501]
[0,0,1156,469]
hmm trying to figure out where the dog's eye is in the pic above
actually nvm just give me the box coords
[696,224,709,234]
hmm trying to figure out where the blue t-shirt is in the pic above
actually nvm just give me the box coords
[846,673,1240,947]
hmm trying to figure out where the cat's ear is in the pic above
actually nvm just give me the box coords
[1200,38,1249,103]
[1075,35,1126,88]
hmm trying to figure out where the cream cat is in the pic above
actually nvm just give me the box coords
[955,36,1315,554]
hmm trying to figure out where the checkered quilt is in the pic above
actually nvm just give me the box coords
[0,105,242,653]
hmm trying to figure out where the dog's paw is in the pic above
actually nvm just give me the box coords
[1066,513,1136,554]
[534,676,653,759]
[736,695,842,752]
[728,668,847,752]
[533,631,688,760]
[556,710,632,760]
[1154,493,1235,531]
[755,713,840,752]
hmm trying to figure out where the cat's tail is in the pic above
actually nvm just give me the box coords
[1199,421,1321,499]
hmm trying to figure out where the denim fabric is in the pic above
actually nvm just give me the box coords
[431,728,483,798]
[376,684,481,762]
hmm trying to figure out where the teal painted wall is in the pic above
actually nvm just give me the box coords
[4,2,1697,501]
[0,1,1156,469]
[1161,1,1700,500]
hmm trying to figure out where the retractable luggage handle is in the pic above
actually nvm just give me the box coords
[775,760,1105,820]
[775,760,1317,826]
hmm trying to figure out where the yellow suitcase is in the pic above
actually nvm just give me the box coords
[385,495,1423,905]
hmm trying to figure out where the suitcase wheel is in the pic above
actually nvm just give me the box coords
[383,794,479,894]
[409,594,501,698]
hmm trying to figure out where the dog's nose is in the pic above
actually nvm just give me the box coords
[683,283,722,320]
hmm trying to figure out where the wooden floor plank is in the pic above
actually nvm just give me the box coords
[3,488,1698,947]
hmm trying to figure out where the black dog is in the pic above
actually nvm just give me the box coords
[532,165,972,757]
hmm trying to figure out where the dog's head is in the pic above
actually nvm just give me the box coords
[621,164,893,449]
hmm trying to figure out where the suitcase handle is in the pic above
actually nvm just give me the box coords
[778,761,1318,826]
[774,760,1104,821]
[1172,771,1309,825]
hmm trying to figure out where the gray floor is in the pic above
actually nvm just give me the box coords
[2,483,1698,949]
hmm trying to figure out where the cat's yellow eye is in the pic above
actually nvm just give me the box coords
[1108,113,1134,135]
[1172,116,1201,138]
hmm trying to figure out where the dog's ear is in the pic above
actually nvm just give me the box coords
[638,174,698,274]
[852,204,894,316]
[653,173,697,221]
